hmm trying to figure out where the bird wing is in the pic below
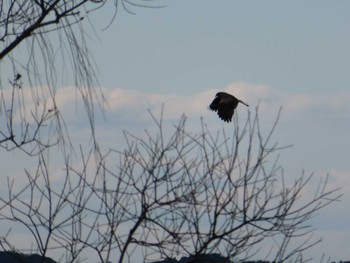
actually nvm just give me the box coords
[209,97,220,112]
[217,97,235,122]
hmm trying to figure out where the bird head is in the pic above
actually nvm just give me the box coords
[215,92,224,98]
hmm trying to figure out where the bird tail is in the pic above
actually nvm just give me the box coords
[239,100,249,107]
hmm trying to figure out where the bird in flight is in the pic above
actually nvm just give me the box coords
[209,92,248,122]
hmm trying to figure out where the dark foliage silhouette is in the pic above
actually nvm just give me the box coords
[0,251,56,263]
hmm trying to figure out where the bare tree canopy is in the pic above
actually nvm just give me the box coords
[0,0,163,154]
[0,0,164,60]
[0,107,341,262]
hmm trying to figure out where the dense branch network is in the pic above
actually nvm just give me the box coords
[0,109,341,262]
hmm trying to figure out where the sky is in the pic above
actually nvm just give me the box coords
[89,0,350,94]
[1,0,350,262]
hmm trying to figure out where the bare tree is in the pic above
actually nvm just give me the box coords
[0,0,163,155]
[0,107,341,263]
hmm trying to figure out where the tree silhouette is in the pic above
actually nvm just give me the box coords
[0,107,341,262]
[0,0,163,155]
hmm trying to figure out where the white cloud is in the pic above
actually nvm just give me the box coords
[4,83,349,129]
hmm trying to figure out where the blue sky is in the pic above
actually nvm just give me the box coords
[1,1,350,262]
[89,0,350,94]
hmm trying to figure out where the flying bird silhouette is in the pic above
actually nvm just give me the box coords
[209,92,248,122]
